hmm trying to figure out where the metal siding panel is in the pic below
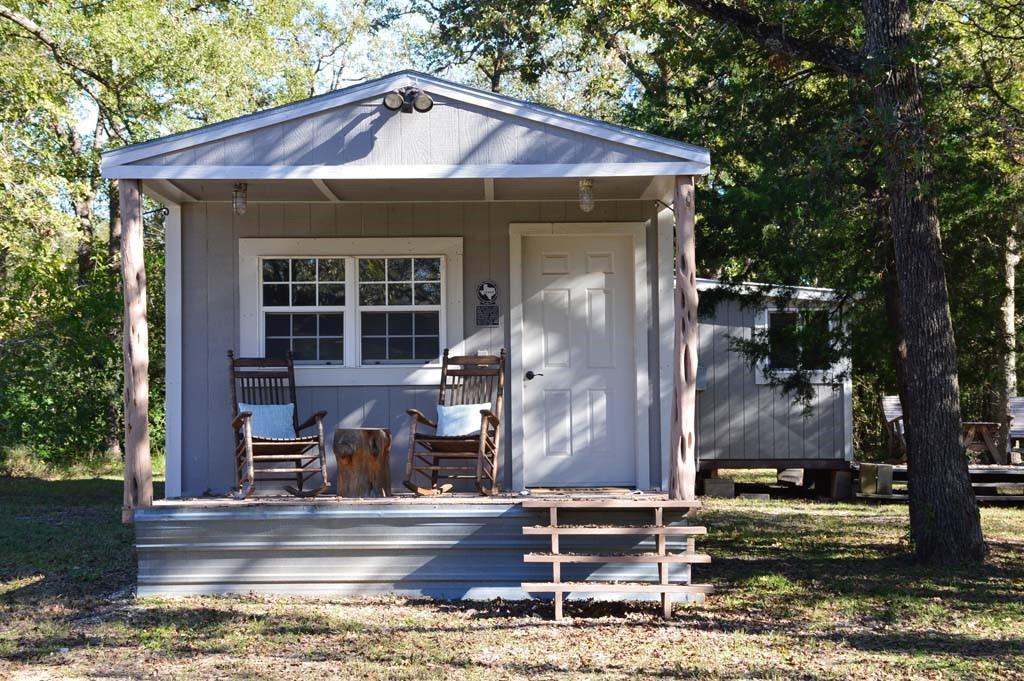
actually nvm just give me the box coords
[134,504,701,600]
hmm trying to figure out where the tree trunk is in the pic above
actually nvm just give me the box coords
[333,428,392,497]
[669,176,698,500]
[119,179,152,522]
[862,0,986,563]
[994,222,1019,458]
[108,180,122,263]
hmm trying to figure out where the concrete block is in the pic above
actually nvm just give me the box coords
[859,463,893,495]
[703,478,735,498]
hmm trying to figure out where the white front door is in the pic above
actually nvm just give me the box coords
[521,234,637,487]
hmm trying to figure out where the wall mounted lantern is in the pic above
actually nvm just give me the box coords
[578,178,595,213]
[383,86,434,114]
[232,182,248,215]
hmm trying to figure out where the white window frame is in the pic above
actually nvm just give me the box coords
[240,238,464,386]
[753,305,840,385]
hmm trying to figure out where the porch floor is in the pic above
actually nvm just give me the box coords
[150,489,675,508]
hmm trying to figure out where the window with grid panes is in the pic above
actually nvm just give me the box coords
[358,257,442,364]
[261,257,345,364]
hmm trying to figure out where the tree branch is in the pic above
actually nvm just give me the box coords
[672,0,864,76]
[0,3,132,140]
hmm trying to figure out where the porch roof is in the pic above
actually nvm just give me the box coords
[100,70,709,204]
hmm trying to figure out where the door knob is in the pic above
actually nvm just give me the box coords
[525,371,544,381]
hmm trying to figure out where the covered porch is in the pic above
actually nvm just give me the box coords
[102,71,709,512]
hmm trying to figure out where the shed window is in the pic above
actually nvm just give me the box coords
[767,309,831,372]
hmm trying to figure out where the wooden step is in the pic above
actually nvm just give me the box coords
[522,581,714,594]
[524,552,711,564]
[523,525,707,536]
[521,499,701,509]
[251,455,319,461]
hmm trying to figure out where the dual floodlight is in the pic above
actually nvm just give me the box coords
[383,86,434,114]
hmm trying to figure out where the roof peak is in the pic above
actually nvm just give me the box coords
[102,70,709,171]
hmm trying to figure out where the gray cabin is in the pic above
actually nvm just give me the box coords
[96,72,842,600]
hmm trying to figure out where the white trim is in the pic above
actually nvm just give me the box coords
[697,277,838,302]
[164,203,183,498]
[753,306,843,385]
[238,238,464,385]
[311,178,342,202]
[105,161,709,180]
[509,222,652,491]
[656,208,675,491]
[843,368,854,462]
[101,71,709,170]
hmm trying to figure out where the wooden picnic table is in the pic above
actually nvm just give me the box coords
[960,421,1004,465]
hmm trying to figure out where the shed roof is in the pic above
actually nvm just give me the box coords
[100,70,709,181]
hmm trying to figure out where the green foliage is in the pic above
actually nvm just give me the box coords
[404,0,1024,458]
[0,0,379,470]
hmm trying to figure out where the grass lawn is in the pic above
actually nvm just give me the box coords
[1,477,1022,680]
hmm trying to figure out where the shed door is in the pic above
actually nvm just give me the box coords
[521,234,637,487]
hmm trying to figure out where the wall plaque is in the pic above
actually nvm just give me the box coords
[476,279,499,327]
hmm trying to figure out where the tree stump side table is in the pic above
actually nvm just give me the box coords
[332,427,392,497]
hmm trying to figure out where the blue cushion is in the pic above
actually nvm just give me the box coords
[238,403,295,439]
[435,402,490,437]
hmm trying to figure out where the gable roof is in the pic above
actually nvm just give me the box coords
[101,70,709,179]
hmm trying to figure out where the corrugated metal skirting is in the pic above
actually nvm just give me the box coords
[134,503,695,600]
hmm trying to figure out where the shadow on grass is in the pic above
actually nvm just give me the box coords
[0,477,163,602]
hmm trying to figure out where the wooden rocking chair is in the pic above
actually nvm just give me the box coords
[403,349,506,496]
[228,350,330,499]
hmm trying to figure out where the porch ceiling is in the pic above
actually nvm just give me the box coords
[143,175,674,204]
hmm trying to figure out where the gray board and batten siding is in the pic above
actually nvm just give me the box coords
[126,95,681,170]
[180,198,849,497]
[696,296,852,468]
[179,199,663,497]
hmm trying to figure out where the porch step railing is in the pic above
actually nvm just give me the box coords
[520,498,712,620]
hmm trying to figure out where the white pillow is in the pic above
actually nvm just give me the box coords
[435,402,491,437]
[238,403,295,439]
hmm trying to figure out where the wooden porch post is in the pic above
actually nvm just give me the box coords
[669,176,698,500]
[119,179,153,522]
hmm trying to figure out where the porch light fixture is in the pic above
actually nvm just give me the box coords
[232,182,247,215]
[382,86,433,114]
[578,178,595,213]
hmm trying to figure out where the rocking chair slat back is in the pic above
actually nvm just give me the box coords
[229,350,299,433]
[438,349,506,414]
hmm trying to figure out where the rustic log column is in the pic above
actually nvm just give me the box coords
[669,176,698,500]
[119,179,153,522]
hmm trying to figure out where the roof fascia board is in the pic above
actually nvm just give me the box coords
[102,71,709,172]
[101,73,410,168]
[104,161,710,180]
[416,77,709,163]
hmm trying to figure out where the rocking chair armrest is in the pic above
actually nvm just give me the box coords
[407,409,437,429]
[480,409,500,426]
[297,410,328,433]
[232,411,253,432]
